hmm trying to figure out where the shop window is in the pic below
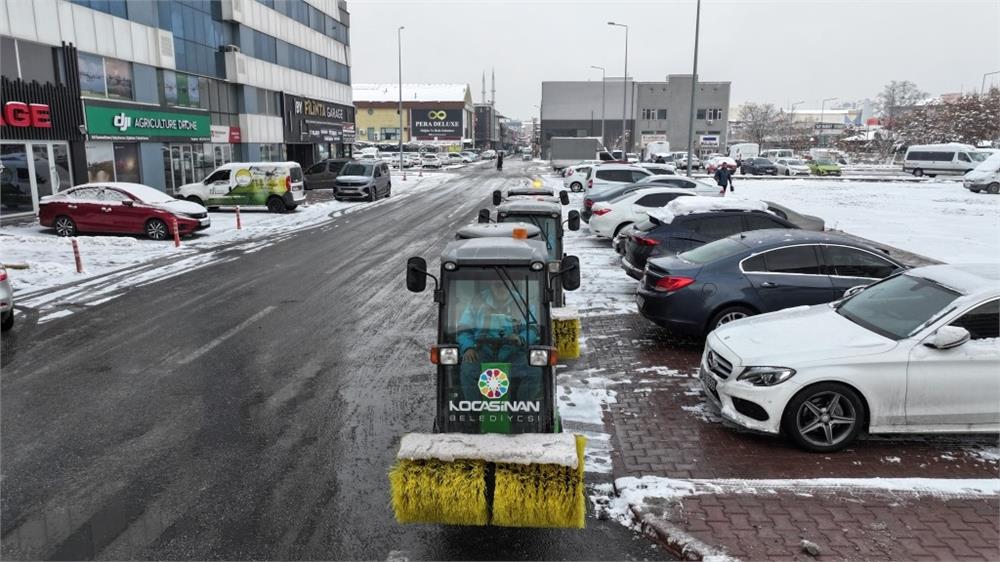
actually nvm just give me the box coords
[78,52,106,97]
[113,143,141,183]
[85,142,116,182]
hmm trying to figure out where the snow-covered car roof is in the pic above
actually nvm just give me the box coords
[648,197,770,223]
[60,182,175,203]
[906,264,1000,298]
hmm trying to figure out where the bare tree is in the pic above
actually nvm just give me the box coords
[876,80,927,132]
[738,103,782,146]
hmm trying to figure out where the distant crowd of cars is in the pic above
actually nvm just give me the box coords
[564,157,999,452]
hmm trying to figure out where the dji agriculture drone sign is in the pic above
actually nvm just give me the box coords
[84,101,210,141]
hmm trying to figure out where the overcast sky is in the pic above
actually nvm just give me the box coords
[349,0,1000,120]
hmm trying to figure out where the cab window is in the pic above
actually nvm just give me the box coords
[305,162,326,174]
[761,246,821,275]
[958,153,971,162]
[821,246,898,279]
[950,299,999,340]
[204,169,231,184]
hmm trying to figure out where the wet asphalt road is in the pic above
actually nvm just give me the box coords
[1,159,672,561]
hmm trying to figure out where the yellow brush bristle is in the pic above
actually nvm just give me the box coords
[553,317,581,360]
[492,434,587,528]
[389,458,489,525]
[389,435,587,528]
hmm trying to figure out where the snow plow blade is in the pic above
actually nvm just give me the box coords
[389,433,586,528]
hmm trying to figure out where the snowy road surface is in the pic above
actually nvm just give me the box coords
[0,160,673,561]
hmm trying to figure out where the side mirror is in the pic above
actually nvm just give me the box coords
[925,326,970,350]
[477,209,491,223]
[843,285,866,298]
[560,255,581,291]
[567,210,580,231]
[122,199,134,207]
[559,190,569,205]
[406,256,428,293]
[492,190,502,206]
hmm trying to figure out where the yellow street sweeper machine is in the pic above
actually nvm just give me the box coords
[390,227,585,528]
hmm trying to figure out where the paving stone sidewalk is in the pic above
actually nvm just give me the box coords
[570,313,1000,561]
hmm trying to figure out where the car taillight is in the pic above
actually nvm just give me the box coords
[633,235,659,246]
[285,176,292,192]
[567,169,574,176]
[654,276,695,293]
[584,198,594,208]
[587,179,593,188]
[0,269,7,282]
[592,208,612,216]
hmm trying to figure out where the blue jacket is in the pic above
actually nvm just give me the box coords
[456,288,540,351]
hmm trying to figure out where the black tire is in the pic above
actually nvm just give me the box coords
[570,181,583,192]
[368,186,377,202]
[612,222,632,238]
[708,305,755,334]
[54,215,77,237]
[912,168,923,177]
[186,196,204,207]
[267,196,287,213]
[386,187,391,198]
[785,170,790,176]
[207,206,220,211]
[1,310,13,332]
[987,183,1000,195]
[782,382,865,453]
[145,218,169,240]
[285,204,298,211]
[928,174,936,178]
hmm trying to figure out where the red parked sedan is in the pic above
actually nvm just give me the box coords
[39,182,210,240]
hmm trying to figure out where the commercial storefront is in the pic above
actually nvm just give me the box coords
[1,43,86,220]
[82,100,240,194]
[282,93,356,167]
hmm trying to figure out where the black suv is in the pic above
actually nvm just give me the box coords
[740,158,778,176]
[620,209,798,279]
[304,158,352,189]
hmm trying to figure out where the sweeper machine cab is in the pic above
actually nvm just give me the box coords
[493,186,570,206]
[390,228,586,529]
[479,199,580,306]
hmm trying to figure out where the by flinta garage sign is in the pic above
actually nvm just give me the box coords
[411,108,463,140]
[84,101,210,141]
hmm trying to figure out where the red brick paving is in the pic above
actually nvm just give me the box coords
[573,314,1000,560]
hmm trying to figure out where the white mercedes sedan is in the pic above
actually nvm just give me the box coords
[700,264,1000,452]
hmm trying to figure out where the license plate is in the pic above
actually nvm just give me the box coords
[700,368,717,393]
[199,218,210,226]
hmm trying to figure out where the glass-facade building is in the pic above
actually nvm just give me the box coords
[1,0,353,219]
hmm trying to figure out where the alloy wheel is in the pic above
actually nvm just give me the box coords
[146,220,168,240]
[795,391,857,448]
[54,217,76,237]
[717,311,746,325]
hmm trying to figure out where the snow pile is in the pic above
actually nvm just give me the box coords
[649,197,769,224]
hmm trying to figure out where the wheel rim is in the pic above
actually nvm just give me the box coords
[796,391,857,448]
[268,199,282,212]
[147,221,167,240]
[55,218,74,236]
[717,310,747,326]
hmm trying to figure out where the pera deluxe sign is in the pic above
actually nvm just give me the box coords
[411,108,463,139]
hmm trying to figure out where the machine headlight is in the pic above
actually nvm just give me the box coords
[737,367,796,386]
[528,346,556,367]
[432,345,459,365]
[443,261,457,271]
[530,261,545,271]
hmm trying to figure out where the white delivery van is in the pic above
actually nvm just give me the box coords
[902,143,987,177]
[178,162,306,212]
[643,141,671,162]
[963,151,1000,194]
[727,143,760,162]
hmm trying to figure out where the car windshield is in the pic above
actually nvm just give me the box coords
[341,163,373,176]
[678,237,748,264]
[836,273,961,340]
[969,152,989,162]
[501,214,559,258]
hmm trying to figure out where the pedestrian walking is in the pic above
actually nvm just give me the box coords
[496,150,504,172]
[714,165,735,195]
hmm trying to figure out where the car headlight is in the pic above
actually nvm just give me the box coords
[737,366,796,386]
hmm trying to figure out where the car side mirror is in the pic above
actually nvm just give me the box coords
[492,190,502,206]
[843,285,866,298]
[567,210,580,231]
[477,209,491,223]
[559,255,581,291]
[122,199,135,206]
[406,256,428,293]
[560,190,570,205]
[925,326,970,350]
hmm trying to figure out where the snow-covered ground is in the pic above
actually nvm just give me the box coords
[0,172,452,314]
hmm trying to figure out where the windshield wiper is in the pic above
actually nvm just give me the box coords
[519,216,552,250]
[492,266,538,339]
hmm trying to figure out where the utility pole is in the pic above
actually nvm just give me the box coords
[397,26,405,178]
[685,0,701,178]
[788,100,804,146]
[608,22,629,155]
[819,96,837,148]
[591,65,606,146]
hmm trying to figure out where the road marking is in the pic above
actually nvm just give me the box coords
[178,305,276,365]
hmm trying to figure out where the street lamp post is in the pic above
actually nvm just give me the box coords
[818,96,837,147]
[982,70,1000,94]
[397,26,405,179]
[608,22,629,155]
[788,100,804,145]
[685,0,701,178]
[533,104,541,158]
[590,65,607,146]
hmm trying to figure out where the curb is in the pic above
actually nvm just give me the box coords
[626,505,735,562]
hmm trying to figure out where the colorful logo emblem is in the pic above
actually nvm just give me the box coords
[428,110,447,120]
[234,168,253,186]
[478,368,509,399]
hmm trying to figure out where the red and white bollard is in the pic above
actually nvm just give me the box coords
[170,216,181,247]
[235,205,242,230]
[71,238,83,273]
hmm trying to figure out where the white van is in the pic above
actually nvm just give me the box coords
[963,152,1000,194]
[727,143,760,162]
[178,162,306,212]
[903,143,988,177]
[761,148,794,160]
